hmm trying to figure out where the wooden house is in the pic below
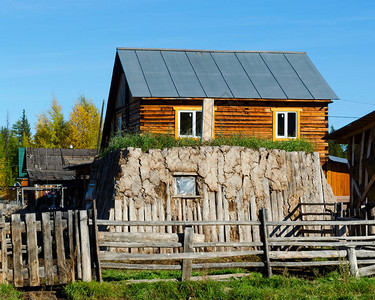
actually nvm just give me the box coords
[327,110,375,208]
[101,48,338,162]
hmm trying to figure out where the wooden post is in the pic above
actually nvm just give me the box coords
[80,210,92,282]
[74,210,82,280]
[201,98,214,141]
[55,211,67,284]
[42,212,54,285]
[92,201,102,283]
[11,214,23,287]
[347,246,359,278]
[181,226,194,281]
[1,225,8,284]
[260,208,272,277]
[26,213,40,286]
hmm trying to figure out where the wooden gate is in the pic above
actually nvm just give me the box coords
[0,209,98,287]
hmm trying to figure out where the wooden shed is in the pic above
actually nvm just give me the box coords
[324,155,350,203]
[101,48,338,162]
[327,110,375,208]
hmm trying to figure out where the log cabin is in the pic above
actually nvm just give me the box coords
[327,110,375,209]
[101,48,338,162]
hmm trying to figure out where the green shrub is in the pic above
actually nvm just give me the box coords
[0,284,21,299]
[101,133,314,157]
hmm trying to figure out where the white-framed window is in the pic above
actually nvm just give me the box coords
[178,110,202,138]
[276,111,297,139]
[174,176,197,196]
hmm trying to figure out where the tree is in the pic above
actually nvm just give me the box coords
[34,98,70,148]
[68,95,100,149]
[328,126,347,158]
[12,109,33,147]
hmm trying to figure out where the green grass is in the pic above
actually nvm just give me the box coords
[63,270,375,300]
[101,133,315,157]
[0,284,21,299]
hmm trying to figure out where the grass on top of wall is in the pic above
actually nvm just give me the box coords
[101,133,314,157]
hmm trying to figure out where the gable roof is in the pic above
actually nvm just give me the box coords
[116,48,338,100]
[25,148,97,182]
[326,110,375,144]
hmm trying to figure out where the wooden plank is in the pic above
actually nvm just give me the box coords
[11,214,23,287]
[96,220,261,226]
[93,204,102,283]
[42,212,54,286]
[68,210,74,262]
[359,172,375,208]
[98,232,205,244]
[1,227,7,284]
[80,210,92,282]
[270,250,347,259]
[101,263,181,270]
[26,214,39,286]
[99,250,263,261]
[74,210,82,280]
[216,185,225,250]
[55,211,67,284]
[271,261,347,267]
[250,190,260,242]
[181,227,193,281]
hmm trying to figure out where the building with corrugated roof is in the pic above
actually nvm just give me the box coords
[101,48,338,162]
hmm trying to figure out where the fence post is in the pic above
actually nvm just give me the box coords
[80,210,92,282]
[181,226,194,281]
[347,246,359,278]
[260,208,272,277]
[1,218,7,284]
[92,201,102,283]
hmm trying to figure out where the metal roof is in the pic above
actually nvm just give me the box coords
[117,48,338,100]
[326,110,375,143]
[328,155,348,164]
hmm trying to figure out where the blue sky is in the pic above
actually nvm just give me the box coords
[0,0,374,133]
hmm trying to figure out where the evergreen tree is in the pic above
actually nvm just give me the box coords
[12,109,32,147]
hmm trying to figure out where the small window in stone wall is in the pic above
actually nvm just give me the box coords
[174,176,197,196]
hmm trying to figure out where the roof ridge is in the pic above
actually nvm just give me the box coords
[116,47,306,54]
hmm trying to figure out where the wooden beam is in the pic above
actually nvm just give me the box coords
[358,172,375,208]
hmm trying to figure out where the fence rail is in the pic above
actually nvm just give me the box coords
[94,208,375,281]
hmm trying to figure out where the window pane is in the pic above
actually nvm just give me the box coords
[195,111,202,137]
[277,113,285,137]
[180,112,193,136]
[176,176,195,195]
[287,112,297,138]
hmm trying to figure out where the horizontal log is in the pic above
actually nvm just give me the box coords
[267,220,375,226]
[194,242,263,248]
[98,232,205,244]
[101,263,181,270]
[99,242,182,248]
[192,262,264,269]
[356,250,375,258]
[359,265,375,277]
[270,250,347,260]
[99,250,263,261]
[97,220,261,226]
[268,241,375,247]
[268,236,375,242]
[270,261,347,267]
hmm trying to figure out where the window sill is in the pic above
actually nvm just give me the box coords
[172,195,201,199]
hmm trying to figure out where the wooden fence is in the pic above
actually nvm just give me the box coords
[95,208,375,281]
[0,209,98,287]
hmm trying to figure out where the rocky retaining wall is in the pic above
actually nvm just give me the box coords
[90,146,334,242]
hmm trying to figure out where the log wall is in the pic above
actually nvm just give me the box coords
[139,99,329,162]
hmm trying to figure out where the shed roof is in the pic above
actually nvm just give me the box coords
[117,48,338,100]
[326,110,375,144]
[25,148,97,182]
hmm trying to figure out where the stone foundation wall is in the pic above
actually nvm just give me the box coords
[90,146,334,242]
